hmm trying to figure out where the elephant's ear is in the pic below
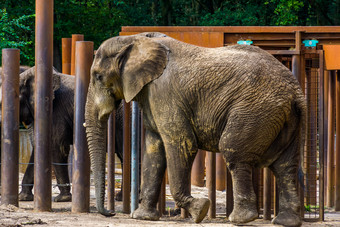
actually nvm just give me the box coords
[116,38,168,102]
[21,66,61,99]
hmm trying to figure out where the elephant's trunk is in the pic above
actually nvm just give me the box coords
[85,86,114,216]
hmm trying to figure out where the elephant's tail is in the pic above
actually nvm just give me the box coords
[295,94,307,184]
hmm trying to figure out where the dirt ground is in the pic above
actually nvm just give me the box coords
[1,183,340,227]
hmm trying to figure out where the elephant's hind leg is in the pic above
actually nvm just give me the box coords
[269,135,302,227]
[226,162,258,223]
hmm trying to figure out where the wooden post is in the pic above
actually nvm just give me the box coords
[72,41,93,213]
[216,153,226,191]
[207,152,216,218]
[107,112,115,212]
[263,168,272,220]
[62,38,71,74]
[191,150,206,187]
[122,102,131,214]
[1,49,20,206]
[71,34,84,75]
[335,70,340,211]
[34,0,53,212]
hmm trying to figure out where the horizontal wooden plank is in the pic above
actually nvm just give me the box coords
[121,26,340,33]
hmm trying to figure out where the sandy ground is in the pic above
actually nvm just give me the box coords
[1,182,340,227]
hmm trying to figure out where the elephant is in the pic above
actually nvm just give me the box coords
[0,67,123,202]
[84,32,306,227]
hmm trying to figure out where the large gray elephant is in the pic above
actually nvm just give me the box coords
[85,32,306,227]
[0,67,124,202]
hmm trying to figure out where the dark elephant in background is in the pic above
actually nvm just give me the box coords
[84,32,306,227]
[0,67,124,202]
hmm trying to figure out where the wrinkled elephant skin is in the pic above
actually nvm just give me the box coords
[85,33,306,227]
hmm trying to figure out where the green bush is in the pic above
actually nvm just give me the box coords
[0,9,35,66]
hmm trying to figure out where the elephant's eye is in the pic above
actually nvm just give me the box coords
[95,74,103,81]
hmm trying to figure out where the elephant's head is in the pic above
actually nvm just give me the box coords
[17,67,61,127]
[85,33,168,216]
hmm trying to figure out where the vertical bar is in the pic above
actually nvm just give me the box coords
[274,178,279,216]
[226,169,233,217]
[1,49,20,206]
[191,150,206,187]
[123,102,131,214]
[216,153,226,191]
[71,34,84,75]
[72,41,93,213]
[328,70,336,207]
[131,101,139,212]
[107,112,115,212]
[34,0,53,212]
[62,38,72,74]
[292,31,302,82]
[335,70,340,211]
[207,152,216,218]
[263,168,272,220]
[318,50,325,220]
[253,168,260,213]
[158,175,166,216]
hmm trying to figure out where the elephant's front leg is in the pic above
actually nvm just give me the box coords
[52,145,72,202]
[165,138,210,223]
[132,130,166,220]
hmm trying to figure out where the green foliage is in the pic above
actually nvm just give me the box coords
[0,8,34,65]
[1,0,340,67]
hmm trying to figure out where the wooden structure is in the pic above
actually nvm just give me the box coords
[120,26,340,221]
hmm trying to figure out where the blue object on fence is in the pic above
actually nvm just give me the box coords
[237,40,253,45]
[131,101,140,213]
[302,39,319,47]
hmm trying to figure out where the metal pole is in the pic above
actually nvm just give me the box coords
[292,31,302,83]
[71,34,84,75]
[62,38,72,74]
[72,41,93,213]
[263,168,272,220]
[191,150,205,187]
[123,101,131,214]
[335,70,340,211]
[207,152,216,218]
[1,49,20,206]
[226,169,233,218]
[131,101,139,212]
[34,0,53,212]
[318,50,325,221]
[328,70,336,207]
[107,112,115,212]
[216,153,225,191]
[158,175,166,216]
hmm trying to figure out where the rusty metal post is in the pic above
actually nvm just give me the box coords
[335,70,340,211]
[123,101,131,214]
[1,49,20,206]
[158,175,166,216]
[71,34,84,75]
[216,153,226,191]
[62,38,72,74]
[207,152,216,218]
[263,168,272,220]
[274,178,279,216]
[72,41,93,213]
[328,70,336,207]
[318,51,325,221]
[191,150,206,187]
[226,169,233,217]
[292,31,302,83]
[107,112,115,212]
[34,0,53,212]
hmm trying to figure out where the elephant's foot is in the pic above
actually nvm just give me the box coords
[54,192,72,202]
[187,198,210,223]
[131,206,159,221]
[272,211,302,227]
[115,190,122,201]
[19,191,34,201]
[228,204,258,224]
